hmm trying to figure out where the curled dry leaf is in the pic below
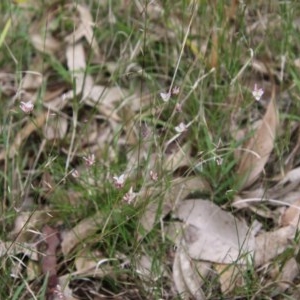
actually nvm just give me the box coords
[237,97,278,189]
[64,4,99,55]
[174,199,255,264]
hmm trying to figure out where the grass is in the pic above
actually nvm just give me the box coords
[1,0,300,299]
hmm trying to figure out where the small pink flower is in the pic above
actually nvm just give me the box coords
[175,103,182,112]
[252,84,264,101]
[172,86,180,95]
[175,122,187,134]
[160,92,171,102]
[83,154,95,167]
[53,284,64,299]
[150,170,158,182]
[20,101,34,113]
[113,174,125,189]
[122,186,136,204]
[71,169,80,178]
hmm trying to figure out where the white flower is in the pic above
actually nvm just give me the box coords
[150,170,158,182]
[20,101,34,113]
[175,103,182,112]
[172,86,180,95]
[122,186,136,204]
[71,169,80,178]
[175,122,187,133]
[252,84,264,101]
[113,174,125,189]
[160,92,171,102]
[83,154,95,167]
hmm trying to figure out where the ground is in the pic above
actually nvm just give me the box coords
[1,1,300,299]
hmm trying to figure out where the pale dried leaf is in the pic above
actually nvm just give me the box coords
[30,33,60,55]
[26,260,40,281]
[237,98,278,189]
[64,4,99,55]
[176,246,208,300]
[214,263,244,294]
[175,199,255,264]
[58,275,78,300]
[276,258,299,293]
[163,143,191,171]
[139,177,210,235]
[280,199,300,227]
[21,72,43,90]
[43,115,68,140]
[9,210,54,242]
[0,112,48,160]
[0,241,38,261]
[61,211,104,256]
[66,43,87,71]
[0,72,17,96]
[173,251,189,300]
[269,167,300,199]
[254,225,296,266]
[75,249,103,273]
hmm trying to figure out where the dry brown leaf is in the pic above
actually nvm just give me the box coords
[9,210,54,243]
[64,4,99,55]
[30,32,61,55]
[43,115,68,140]
[214,263,244,294]
[173,251,189,300]
[21,72,43,90]
[163,143,192,172]
[276,257,299,293]
[237,97,278,189]
[139,176,210,236]
[173,246,208,300]
[0,72,17,96]
[0,240,38,261]
[269,167,300,199]
[179,250,208,300]
[58,275,78,300]
[280,199,300,227]
[0,111,45,161]
[254,225,295,267]
[61,211,104,256]
[174,199,255,264]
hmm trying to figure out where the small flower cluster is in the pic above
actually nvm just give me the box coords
[83,154,95,167]
[160,86,180,102]
[20,101,34,113]
[252,84,264,101]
